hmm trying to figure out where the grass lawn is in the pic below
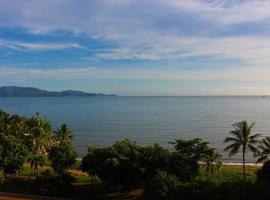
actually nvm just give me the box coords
[199,165,260,182]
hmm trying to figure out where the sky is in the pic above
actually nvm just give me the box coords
[1,0,270,95]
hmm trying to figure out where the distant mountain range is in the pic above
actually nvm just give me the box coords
[0,86,117,97]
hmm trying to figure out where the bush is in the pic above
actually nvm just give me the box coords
[35,170,74,195]
[143,170,180,200]
[0,135,27,175]
[167,152,199,182]
[257,160,270,182]
[48,142,77,174]
[82,140,143,192]
[81,146,116,182]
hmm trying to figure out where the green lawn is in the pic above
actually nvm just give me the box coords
[199,165,259,182]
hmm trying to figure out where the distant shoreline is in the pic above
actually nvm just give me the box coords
[222,162,262,166]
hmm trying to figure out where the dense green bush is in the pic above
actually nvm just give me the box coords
[143,170,180,200]
[140,144,170,179]
[35,170,74,195]
[48,141,77,174]
[167,152,199,182]
[82,139,144,192]
[0,135,27,175]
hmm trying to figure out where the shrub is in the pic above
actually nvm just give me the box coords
[48,141,77,174]
[35,170,74,195]
[167,152,199,182]
[0,135,27,175]
[257,160,270,182]
[143,170,180,200]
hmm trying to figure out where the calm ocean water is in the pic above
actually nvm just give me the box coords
[1,96,270,162]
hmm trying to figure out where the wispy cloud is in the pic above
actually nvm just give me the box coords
[1,0,270,63]
[0,39,83,51]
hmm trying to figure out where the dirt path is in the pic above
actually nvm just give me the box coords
[0,192,74,200]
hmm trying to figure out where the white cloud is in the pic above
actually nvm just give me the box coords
[1,1,270,71]
[0,39,83,51]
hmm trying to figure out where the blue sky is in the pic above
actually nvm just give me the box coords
[1,0,270,95]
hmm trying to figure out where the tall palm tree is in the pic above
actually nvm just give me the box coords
[26,113,54,174]
[224,121,261,181]
[257,136,270,163]
[54,124,74,144]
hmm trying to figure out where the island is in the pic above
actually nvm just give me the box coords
[0,86,117,97]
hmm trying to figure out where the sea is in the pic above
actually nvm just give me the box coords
[1,96,270,162]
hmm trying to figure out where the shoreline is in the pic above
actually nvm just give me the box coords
[221,162,262,166]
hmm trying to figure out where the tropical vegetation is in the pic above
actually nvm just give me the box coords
[2,109,270,199]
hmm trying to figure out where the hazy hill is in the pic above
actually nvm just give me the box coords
[0,86,116,97]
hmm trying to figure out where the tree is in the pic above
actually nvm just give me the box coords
[144,170,180,200]
[202,150,222,177]
[0,109,10,135]
[167,152,199,182]
[257,160,270,182]
[0,135,27,175]
[82,139,144,192]
[49,124,77,174]
[48,141,77,174]
[140,144,170,179]
[170,138,215,161]
[257,136,270,163]
[8,114,26,137]
[81,146,116,182]
[29,155,45,175]
[224,121,261,181]
[54,124,74,144]
[25,113,54,174]
[170,138,219,180]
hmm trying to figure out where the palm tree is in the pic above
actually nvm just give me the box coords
[224,121,261,181]
[29,155,45,175]
[54,124,74,144]
[203,151,222,177]
[257,136,270,163]
[8,114,26,137]
[26,113,54,174]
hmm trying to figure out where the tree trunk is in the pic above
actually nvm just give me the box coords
[242,150,246,181]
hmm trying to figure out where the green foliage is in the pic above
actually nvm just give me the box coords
[170,138,215,160]
[49,123,77,175]
[0,170,4,184]
[257,160,270,182]
[81,146,116,181]
[143,170,180,200]
[82,139,144,192]
[35,170,74,195]
[0,109,10,135]
[167,152,199,182]
[54,123,74,144]
[25,113,54,174]
[0,135,27,175]
[28,155,45,175]
[257,136,270,163]
[82,139,201,192]
[224,121,261,180]
[49,141,77,174]
[140,144,170,179]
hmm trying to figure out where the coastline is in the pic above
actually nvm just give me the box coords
[221,162,262,166]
